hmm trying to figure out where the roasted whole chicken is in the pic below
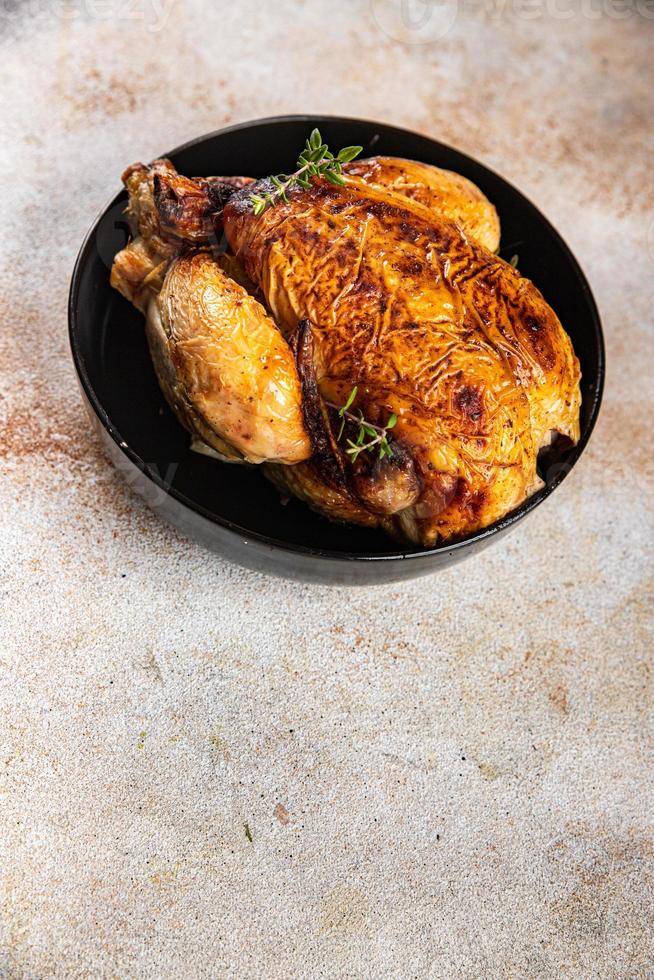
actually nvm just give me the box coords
[111,140,581,546]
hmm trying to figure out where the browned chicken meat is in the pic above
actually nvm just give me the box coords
[110,150,580,546]
[343,155,501,253]
[111,161,309,465]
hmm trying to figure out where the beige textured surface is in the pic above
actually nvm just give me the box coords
[1,1,653,977]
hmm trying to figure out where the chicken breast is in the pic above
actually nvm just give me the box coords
[223,174,580,545]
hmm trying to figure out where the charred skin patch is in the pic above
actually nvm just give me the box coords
[395,259,424,277]
[467,489,487,517]
[153,172,252,245]
[522,314,558,372]
[454,384,484,422]
[203,176,254,210]
[294,223,322,248]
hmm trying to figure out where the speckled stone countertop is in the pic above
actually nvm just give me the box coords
[1,2,653,977]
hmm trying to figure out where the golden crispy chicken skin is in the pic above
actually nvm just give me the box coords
[223,176,580,545]
[343,156,501,252]
[152,253,310,464]
[111,156,580,546]
[110,162,310,465]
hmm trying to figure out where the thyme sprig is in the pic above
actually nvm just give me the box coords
[249,129,362,215]
[327,386,397,462]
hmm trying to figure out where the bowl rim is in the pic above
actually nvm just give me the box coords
[68,113,605,564]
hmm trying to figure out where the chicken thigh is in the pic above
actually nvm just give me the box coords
[110,161,310,465]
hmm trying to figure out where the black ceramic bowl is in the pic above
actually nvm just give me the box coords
[69,115,604,585]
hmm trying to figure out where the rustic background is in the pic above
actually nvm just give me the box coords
[1,1,653,976]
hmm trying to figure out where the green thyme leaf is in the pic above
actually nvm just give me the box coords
[329,388,397,463]
[340,386,358,415]
[324,171,346,186]
[337,145,363,163]
[249,130,363,214]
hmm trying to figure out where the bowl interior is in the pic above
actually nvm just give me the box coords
[71,116,603,558]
